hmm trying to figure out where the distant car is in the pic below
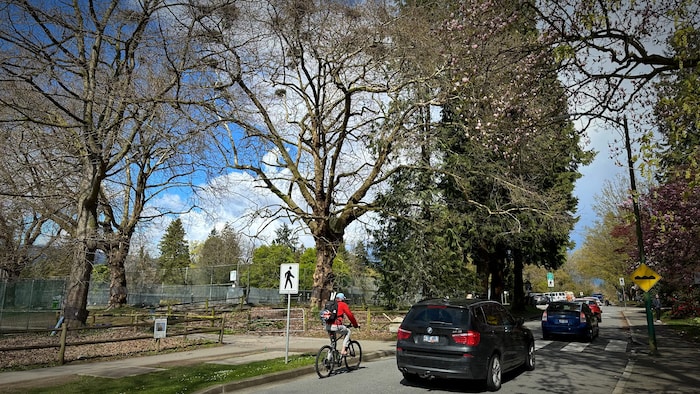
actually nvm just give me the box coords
[544,291,568,302]
[591,293,610,305]
[530,293,550,305]
[541,301,599,341]
[396,298,535,391]
[575,297,603,322]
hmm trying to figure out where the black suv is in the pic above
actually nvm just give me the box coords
[396,298,535,391]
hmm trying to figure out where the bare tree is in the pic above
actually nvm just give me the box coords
[0,197,57,278]
[99,106,204,308]
[0,124,68,278]
[534,0,700,125]
[0,1,203,325]
[185,0,445,306]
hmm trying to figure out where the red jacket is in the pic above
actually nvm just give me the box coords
[332,300,358,328]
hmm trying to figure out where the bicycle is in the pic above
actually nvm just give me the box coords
[315,330,362,378]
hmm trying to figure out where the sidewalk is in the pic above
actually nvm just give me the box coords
[0,334,396,392]
[617,307,700,393]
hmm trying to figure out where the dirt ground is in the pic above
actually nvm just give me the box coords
[0,306,398,371]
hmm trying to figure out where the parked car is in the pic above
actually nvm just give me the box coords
[575,297,603,322]
[396,298,535,391]
[541,301,599,341]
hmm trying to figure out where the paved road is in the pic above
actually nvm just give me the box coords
[216,306,700,393]
[236,308,631,393]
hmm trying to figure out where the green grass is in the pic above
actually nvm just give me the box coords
[18,354,316,394]
[663,316,700,343]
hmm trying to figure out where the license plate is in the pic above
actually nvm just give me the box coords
[558,319,568,324]
[423,335,439,343]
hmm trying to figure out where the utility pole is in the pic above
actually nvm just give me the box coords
[623,117,658,355]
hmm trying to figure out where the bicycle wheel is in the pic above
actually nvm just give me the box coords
[344,340,362,370]
[315,345,335,378]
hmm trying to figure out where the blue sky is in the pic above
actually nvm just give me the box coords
[570,125,628,250]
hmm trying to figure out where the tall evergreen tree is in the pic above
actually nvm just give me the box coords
[372,0,591,307]
[438,0,591,308]
[158,219,191,285]
[272,223,300,253]
[197,223,243,285]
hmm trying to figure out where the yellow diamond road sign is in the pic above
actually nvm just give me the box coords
[631,264,661,292]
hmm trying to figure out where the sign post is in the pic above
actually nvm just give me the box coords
[230,270,237,286]
[546,272,554,288]
[619,277,626,308]
[153,318,167,352]
[631,263,661,354]
[279,263,299,363]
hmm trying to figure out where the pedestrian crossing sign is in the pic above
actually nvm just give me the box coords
[279,263,299,295]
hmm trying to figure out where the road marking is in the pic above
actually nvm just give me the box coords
[535,340,552,351]
[561,342,588,352]
[605,339,628,353]
[612,358,635,394]
[535,338,630,353]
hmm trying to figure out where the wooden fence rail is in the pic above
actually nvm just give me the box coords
[0,314,225,365]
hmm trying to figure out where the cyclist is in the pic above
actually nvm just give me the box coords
[327,292,359,355]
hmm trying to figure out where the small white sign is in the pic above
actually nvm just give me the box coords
[619,277,625,286]
[547,279,554,288]
[154,318,167,339]
[279,263,299,295]
[230,270,237,282]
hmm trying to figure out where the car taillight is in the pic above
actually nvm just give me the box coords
[397,327,411,341]
[453,330,480,346]
[541,311,547,321]
[580,311,587,322]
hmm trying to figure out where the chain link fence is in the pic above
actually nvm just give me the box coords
[1,277,380,331]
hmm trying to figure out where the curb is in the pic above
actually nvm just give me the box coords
[195,350,395,394]
[612,309,636,394]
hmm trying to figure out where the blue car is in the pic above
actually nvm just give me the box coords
[541,301,599,341]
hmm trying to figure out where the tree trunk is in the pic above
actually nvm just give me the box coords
[309,227,343,309]
[489,256,505,302]
[63,177,101,327]
[511,250,525,311]
[64,245,94,326]
[107,239,130,308]
[474,250,490,297]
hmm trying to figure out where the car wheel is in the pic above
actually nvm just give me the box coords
[486,353,502,392]
[402,372,420,383]
[586,327,594,342]
[524,341,535,371]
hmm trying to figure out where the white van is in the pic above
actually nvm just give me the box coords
[544,292,567,302]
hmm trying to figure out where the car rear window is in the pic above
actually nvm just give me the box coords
[548,302,580,312]
[404,305,470,327]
